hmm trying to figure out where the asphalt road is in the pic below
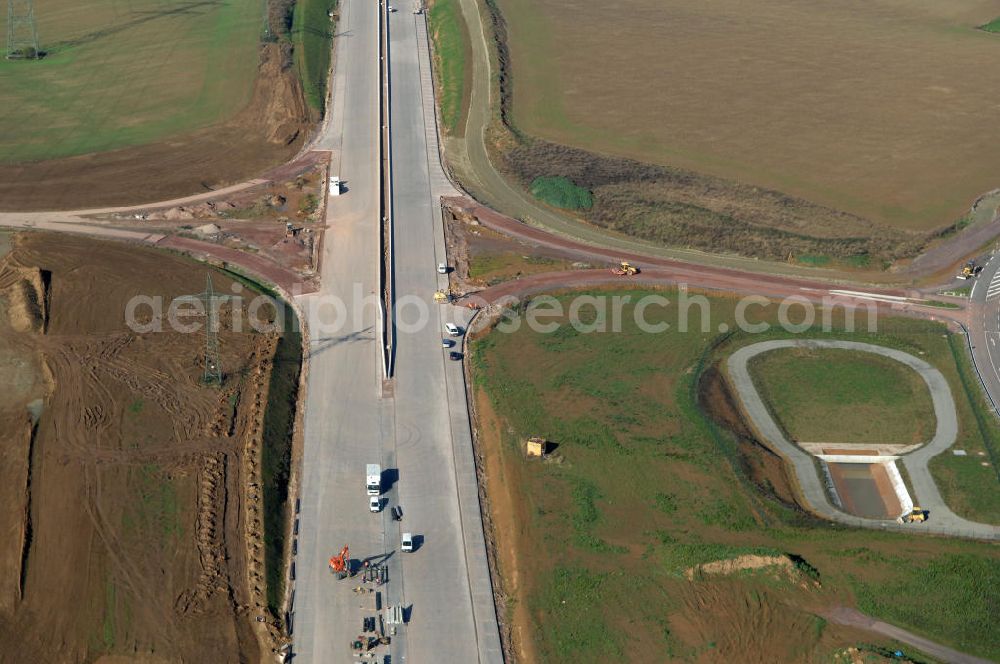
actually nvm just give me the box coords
[727,340,999,540]
[291,0,502,661]
[968,254,1000,420]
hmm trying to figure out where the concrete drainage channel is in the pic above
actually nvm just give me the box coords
[726,339,1000,540]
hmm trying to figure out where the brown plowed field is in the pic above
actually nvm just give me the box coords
[0,232,288,661]
[497,0,1000,231]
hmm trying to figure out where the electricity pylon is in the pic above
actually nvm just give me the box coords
[176,275,232,386]
[6,0,39,59]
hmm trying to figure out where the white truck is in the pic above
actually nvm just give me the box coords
[329,176,341,196]
[366,464,381,496]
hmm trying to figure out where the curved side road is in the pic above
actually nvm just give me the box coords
[448,0,1000,284]
[726,339,1000,540]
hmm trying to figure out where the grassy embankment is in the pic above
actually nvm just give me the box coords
[749,348,936,445]
[472,290,1000,661]
[291,0,338,113]
[0,0,262,162]
[427,0,472,134]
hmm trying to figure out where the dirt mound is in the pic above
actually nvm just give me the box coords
[670,581,852,662]
[3,268,48,334]
[0,43,309,212]
[685,554,795,580]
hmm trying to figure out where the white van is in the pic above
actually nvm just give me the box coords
[445,322,461,336]
[401,532,414,552]
[369,496,381,513]
[329,176,341,196]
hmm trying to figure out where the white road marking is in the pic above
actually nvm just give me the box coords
[828,289,913,304]
[984,269,1000,300]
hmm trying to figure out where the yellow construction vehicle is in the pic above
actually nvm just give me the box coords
[957,261,977,280]
[896,507,928,524]
[433,290,453,303]
[611,261,639,276]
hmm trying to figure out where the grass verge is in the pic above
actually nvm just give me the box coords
[428,0,472,134]
[293,0,338,113]
[259,298,302,617]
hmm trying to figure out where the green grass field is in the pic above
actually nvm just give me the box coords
[981,16,1000,32]
[472,291,1000,661]
[749,348,936,445]
[427,0,470,134]
[493,0,1000,232]
[0,0,263,163]
[292,0,337,112]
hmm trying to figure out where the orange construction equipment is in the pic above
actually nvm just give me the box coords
[329,545,350,577]
[611,261,639,276]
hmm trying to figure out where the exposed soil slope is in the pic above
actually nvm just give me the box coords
[0,233,290,661]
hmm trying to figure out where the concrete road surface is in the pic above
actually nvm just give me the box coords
[291,0,502,661]
[292,0,401,660]
[386,6,502,662]
[727,340,999,540]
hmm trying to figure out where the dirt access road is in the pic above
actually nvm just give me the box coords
[0,233,287,661]
[446,197,966,325]
[825,607,994,664]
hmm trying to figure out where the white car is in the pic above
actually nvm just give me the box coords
[445,322,461,336]
[329,176,341,196]
[437,262,448,274]
[369,496,381,513]
[387,5,397,11]
[401,532,414,552]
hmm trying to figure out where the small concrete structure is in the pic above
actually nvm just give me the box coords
[525,437,546,457]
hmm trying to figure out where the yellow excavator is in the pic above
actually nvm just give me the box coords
[957,261,977,280]
[611,261,639,276]
[897,507,927,524]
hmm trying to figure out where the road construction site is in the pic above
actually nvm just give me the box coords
[0,231,298,661]
[1,0,1000,661]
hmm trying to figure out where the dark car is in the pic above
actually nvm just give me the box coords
[449,351,463,361]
